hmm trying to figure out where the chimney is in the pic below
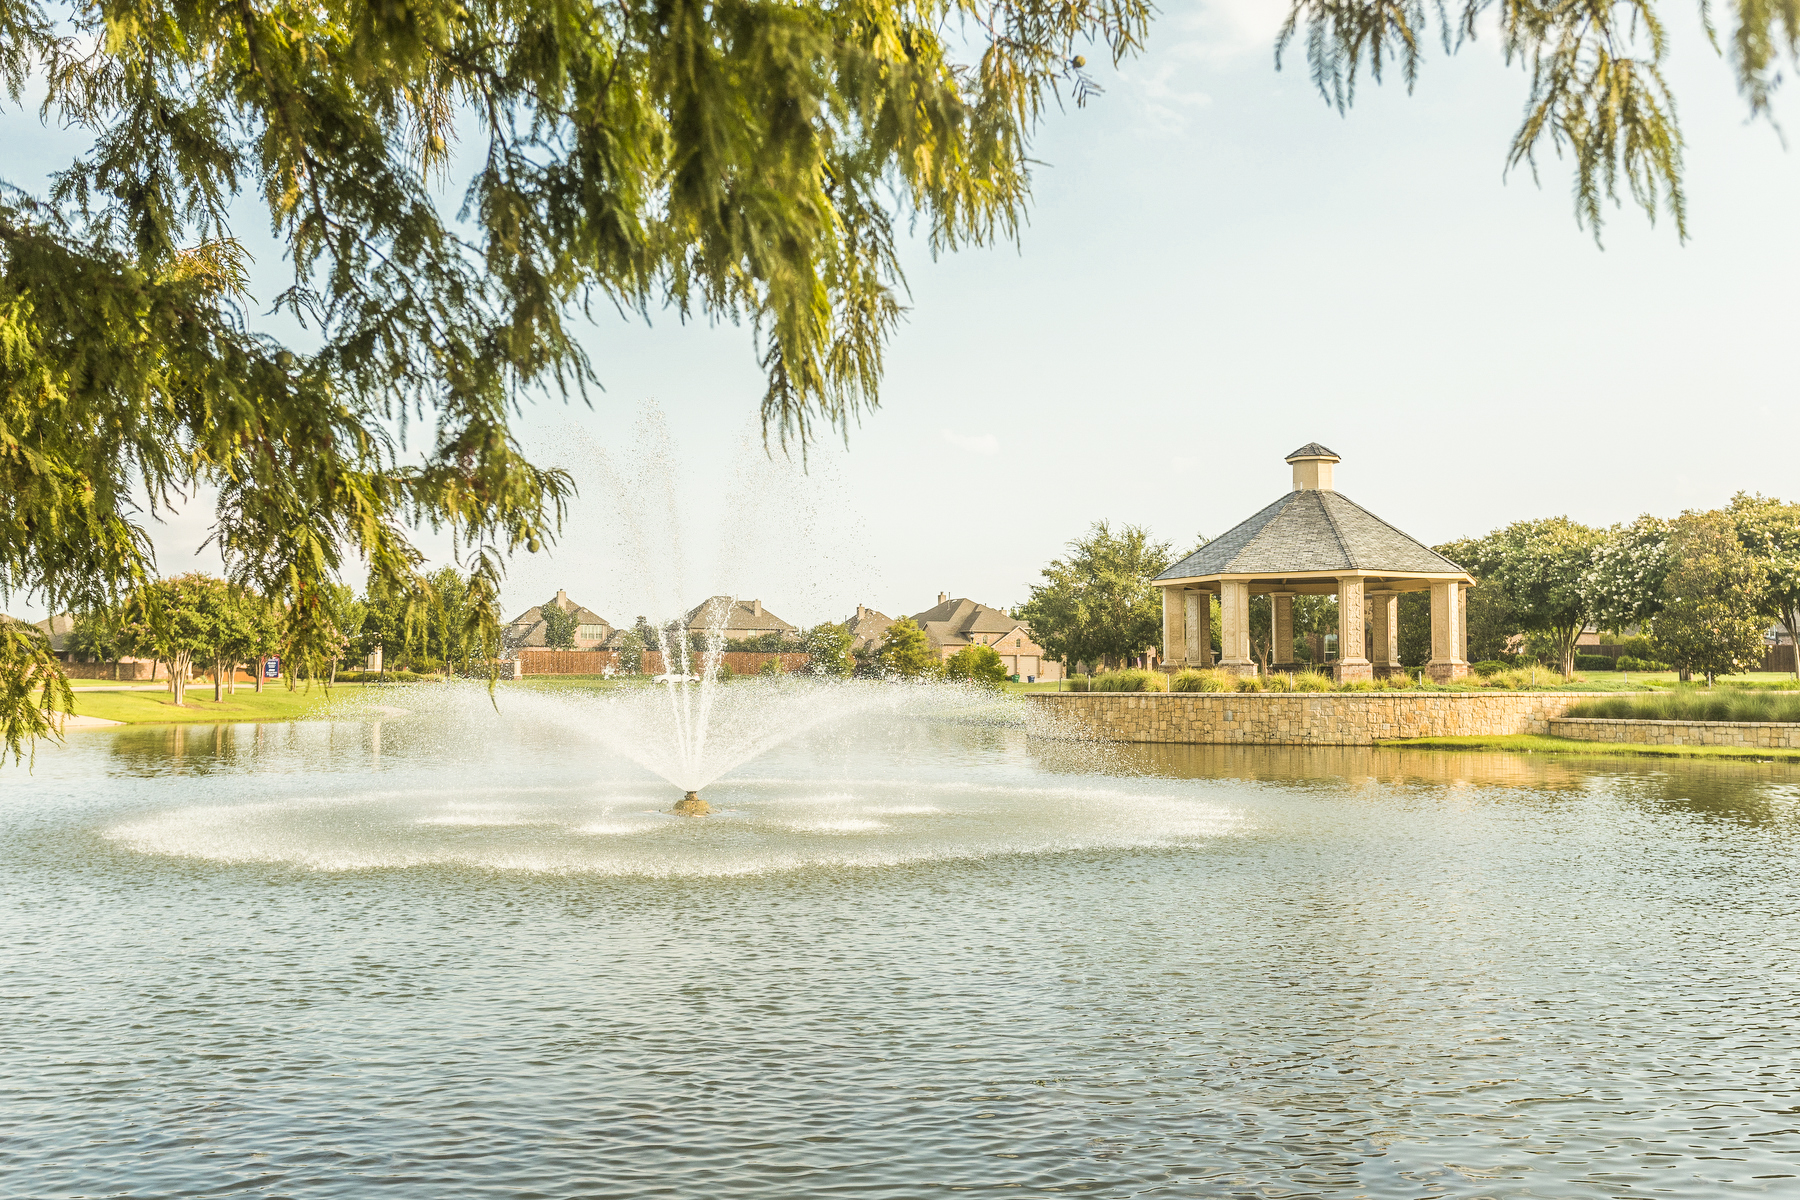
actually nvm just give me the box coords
[556,588,569,608]
[856,604,866,619]
[752,599,763,616]
[1284,443,1340,491]
[938,592,948,605]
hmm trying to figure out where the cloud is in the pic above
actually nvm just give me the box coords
[1120,0,1289,133]
[941,429,1000,456]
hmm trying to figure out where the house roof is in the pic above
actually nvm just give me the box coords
[908,597,1024,649]
[842,605,895,650]
[503,590,614,649]
[1154,489,1468,581]
[683,597,797,634]
[32,612,75,652]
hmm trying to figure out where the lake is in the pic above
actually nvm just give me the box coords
[4,697,1797,1198]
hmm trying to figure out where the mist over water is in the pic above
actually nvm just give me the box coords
[96,680,1208,876]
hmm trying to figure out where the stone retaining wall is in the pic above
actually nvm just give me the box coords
[1026,691,1597,745]
[1548,717,1800,749]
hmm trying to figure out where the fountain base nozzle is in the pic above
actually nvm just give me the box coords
[672,791,710,816]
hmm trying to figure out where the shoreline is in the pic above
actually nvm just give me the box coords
[1377,734,1800,762]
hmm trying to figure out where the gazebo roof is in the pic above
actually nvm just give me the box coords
[1156,483,1468,582]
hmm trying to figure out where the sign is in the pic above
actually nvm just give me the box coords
[263,657,281,679]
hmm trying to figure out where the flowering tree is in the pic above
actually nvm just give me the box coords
[1452,519,1605,677]
[1585,515,1672,634]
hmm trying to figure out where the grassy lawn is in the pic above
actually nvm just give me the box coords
[66,683,381,725]
[1377,734,1800,761]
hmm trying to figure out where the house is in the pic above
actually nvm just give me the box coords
[684,597,798,642]
[31,613,76,661]
[909,593,1062,681]
[842,604,895,653]
[503,590,617,650]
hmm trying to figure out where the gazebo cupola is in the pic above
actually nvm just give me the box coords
[1154,443,1475,681]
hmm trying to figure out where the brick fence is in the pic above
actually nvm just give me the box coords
[1025,691,1602,745]
[1548,717,1800,749]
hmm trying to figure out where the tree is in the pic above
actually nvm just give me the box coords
[876,618,941,680]
[1019,522,1181,673]
[1729,492,1800,680]
[0,617,70,765]
[423,567,476,671]
[1280,0,1800,242]
[944,643,1010,688]
[68,606,126,680]
[614,625,647,674]
[1,0,1151,758]
[1585,516,1672,634]
[1451,520,1605,677]
[238,593,285,694]
[206,590,254,701]
[541,600,579,651]
[804,623,856,679]
[1652,510,1767,684]
[117,574,235,706]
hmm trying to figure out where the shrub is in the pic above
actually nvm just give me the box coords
[1374,671,1416,690]
[1234,675,1265,692]
[759,658,783,677]
[1616,656,1671,672]
[1067,674,1091,692]
[1575,654,1616,672]
[943,643,1010,688]
[1171,669,1233,692]
[1291,670,1335,692]
[714,661,735,681]
[1471,660,1509,677]
[1090,669,1168,692]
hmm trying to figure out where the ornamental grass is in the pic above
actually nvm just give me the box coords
[1566,690,1800,723]
[1088,669,1169,693]
[1171,669,1234,692]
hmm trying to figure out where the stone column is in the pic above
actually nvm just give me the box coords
[1185,591,1212,667]
[1270,591,1297,672]
[1162,587,1185,668]
[1429,580,1469,681]
[1335,576,1372,682]
[1370,589,1399,677]
[1219,580,1256,675]
[1459,586,1470,665]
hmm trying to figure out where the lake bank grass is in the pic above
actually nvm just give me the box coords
[65,683,380,726]
[1378,734,1800,761]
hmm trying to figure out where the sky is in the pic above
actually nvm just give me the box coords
[7,0,1800,627]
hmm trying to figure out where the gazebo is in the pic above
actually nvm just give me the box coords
[1154,443,1473,681]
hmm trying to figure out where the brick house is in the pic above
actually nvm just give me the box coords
[504,590,617,651]
[909,593,1062,681]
